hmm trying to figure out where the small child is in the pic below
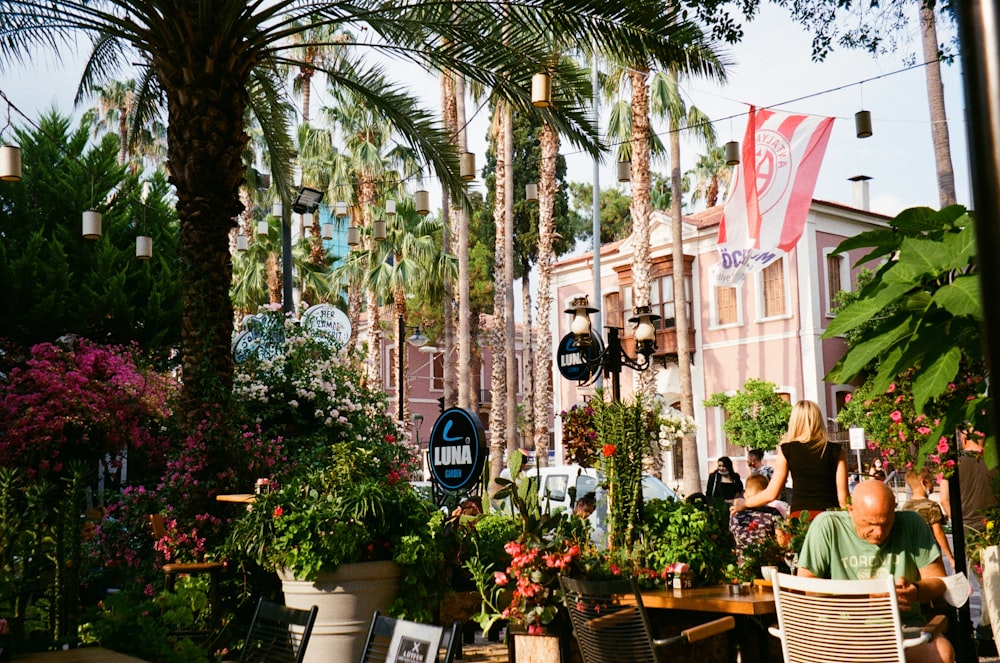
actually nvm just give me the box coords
[901,469,956,569]
[729,474,787,557]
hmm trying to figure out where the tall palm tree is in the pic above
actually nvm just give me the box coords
[658,69,717,496]
[3,0,728,442]
[87,79,135,167]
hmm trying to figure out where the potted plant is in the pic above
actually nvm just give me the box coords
[228,440,449,663]
[225,309,451,663]
[467,452,594,663]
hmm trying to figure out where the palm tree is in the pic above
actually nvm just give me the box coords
[658,69,717,496]
[3,0,728,442]
[686,145,731,209]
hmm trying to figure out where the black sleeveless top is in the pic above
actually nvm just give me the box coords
[781,440,842,512]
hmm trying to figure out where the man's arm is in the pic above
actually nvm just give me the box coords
[895,558,948,613]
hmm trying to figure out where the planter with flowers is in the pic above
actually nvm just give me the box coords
[226,309,449,663]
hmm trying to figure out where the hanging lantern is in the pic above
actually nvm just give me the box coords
[855,110,873,138]
[415,189,430,216]
[525,183,538,202]
[385,199,396,216]
[236,233,249,252]
[321,223,334,240]
[302,212,315,230]
[617,160,630,183]
[460,152,476,181]
[136,235,153,260]
[82,210,102,239]
[0,144,22,181]
[531,72,552,108]
[724,141,740,166]
[257,219,269,237]
[374,219,387,242]
[347,226,360,247]
[271,201,282,218]
[335,201,348,217]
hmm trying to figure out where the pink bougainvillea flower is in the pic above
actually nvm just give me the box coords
[844,392,852,404]
[887,383,896,393]
[937,438,950,454]
[889,410,903,423]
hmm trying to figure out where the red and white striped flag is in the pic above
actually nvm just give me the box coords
[712,106,835,285]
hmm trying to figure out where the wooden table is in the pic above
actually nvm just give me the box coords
[641,586,778,663]
[14,647,150,662]
[216,493,256,504]
[641,585,776,615]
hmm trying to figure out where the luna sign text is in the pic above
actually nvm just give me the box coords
[556,332,603,382]
[428,408,486,492]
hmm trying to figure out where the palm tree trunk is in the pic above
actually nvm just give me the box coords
[454,73,470,411]
[489,102,508,487]
[165,72,245,436]
[534,123,558,467]
[668,88,701,496]
[629,68,656,397]
[394,288,410,430]
[504,103,518,459]
[521,273,535,456]
[920,3,957,207]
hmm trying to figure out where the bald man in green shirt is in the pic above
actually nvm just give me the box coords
[798,480,955,663]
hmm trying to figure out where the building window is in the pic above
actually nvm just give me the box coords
[604,292,623,329]
[827,253,844,312]
[762,258,786,317]
[432,354,444,391]
[716,286,738,325]
[651,274,691,329]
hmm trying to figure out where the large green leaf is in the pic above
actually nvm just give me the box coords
[833,228,899,258]
[934,276,982,319]
[912,346,962,412]
[834,315,916,380]
[822,281,913,338]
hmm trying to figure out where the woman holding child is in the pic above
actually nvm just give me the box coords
[731,400,849,519]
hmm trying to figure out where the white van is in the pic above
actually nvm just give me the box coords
[495,464,679,544]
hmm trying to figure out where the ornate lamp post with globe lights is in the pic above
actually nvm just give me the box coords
[560,295,660,401]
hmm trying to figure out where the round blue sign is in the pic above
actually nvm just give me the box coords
[556,332,603,382]
[428,408,487,491]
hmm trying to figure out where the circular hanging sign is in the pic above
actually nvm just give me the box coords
[428,408,487,492]
[301,303,351,346]
[556,332,604,382]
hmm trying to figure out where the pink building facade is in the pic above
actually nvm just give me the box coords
[550,198,888,490]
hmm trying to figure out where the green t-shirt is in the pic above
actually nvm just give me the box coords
[798,510,939,624]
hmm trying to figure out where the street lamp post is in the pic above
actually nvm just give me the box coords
[397,314,428,421]
[563,295,660,401]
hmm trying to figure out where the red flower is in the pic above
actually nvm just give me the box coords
[385,434,396,442]
[602,444,616,457]
[273,506,283,518]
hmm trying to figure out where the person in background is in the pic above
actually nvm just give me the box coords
[747,448,774,481]
[573,492,597,519]
[706,456,743,502]
[901,469,955,569]
[798,480,955,663]
[729,474,786,558]
[939,425,999,655]
[731,400,848,519]
[869,458,887,481]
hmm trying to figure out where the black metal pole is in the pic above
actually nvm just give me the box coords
[398,314,405,422]
[605,327,623,402]
[954,5,1000,662]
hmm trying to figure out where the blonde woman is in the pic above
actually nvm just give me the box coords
[731,400,848,519]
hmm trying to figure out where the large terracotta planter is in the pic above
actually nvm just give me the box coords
[279,561,401,663]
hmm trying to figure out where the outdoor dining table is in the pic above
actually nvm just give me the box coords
[640,584,778,663]
[14,646,151,662]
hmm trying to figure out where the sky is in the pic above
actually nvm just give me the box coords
[0,4,969,219]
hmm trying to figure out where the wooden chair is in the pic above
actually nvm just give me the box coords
[768,571,948,663]
[149,513,224,625]
[238,597,318,663]
[559,576,735,663]
[358,611,461,663]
